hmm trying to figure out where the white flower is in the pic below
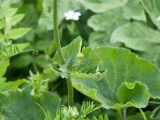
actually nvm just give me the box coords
[64,10,81,21]
[157,16,160,22]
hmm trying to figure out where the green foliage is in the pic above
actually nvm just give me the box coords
[1,0,160,119]
[72,46,160,109]
[0,90,60,120]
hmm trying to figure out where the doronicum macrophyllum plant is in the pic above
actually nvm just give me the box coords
[0,0,160,120]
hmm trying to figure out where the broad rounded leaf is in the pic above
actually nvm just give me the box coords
[111,22,160,51]
[88,9,127,31]
[78,0,128,13]
[0,90,60,120]
[71,46,160,109]
[122,0,146,21]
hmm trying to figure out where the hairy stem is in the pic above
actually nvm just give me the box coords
[67,77,74,106]
[53,0,65,64]
[53,0,74,106]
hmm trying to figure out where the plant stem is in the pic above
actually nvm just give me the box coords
[67,77,74,106]
[53,0,65,64]
[53,0,74,106]
[117,109,123,120]
[139,108,147,120]
[123,108,126,120]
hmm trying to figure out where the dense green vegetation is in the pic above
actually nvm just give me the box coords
[0,0,160,119]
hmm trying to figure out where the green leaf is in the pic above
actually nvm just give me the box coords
[0,79,26,92]
[53,36,82,67]
[0,43,29,60]
[0,0,10,18]
[89,32,110,47]
[118,81,149,108]
[9,28,31,40]
[71,47,100,73]
[0,20,4,29]
[122,0,146,21]
[0,90,43,120]
[39,92,61,118]
[12,14,25,26]
[71,46,160,109]
[78,0,128,13]
[0,60,9,77]
[0,32,4,41]
[111,22,160,51]
[88,8,127,31]
[5,8,18,17]
[11,54,32,68]
[141,0,160,29]
[0,90,60,120]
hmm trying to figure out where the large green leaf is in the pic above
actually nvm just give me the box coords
[78,0,128,13]
[111,22,160,51]
[88,8,127,31]
[141,0,160,29]
[71,46,160,109]
[0,90,60,120]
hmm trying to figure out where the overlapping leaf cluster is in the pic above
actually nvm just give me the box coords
[0,0,160,119]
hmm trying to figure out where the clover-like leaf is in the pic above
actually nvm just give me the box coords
[71,46,160,109]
